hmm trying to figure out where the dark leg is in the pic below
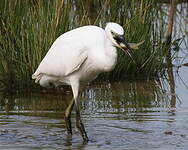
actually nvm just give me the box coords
[65,98,75,135]
[70,80,89,142]
[75,101,89,142]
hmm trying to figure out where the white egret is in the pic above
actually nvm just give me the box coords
[32,22,134,142]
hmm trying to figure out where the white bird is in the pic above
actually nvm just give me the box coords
[32,22,133,142]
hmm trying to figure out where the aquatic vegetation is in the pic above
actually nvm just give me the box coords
[0,0,186,91]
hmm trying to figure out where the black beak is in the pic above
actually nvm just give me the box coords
[117,35,132,52]
[114,35,136,64]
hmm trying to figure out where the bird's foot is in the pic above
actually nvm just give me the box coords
[76,118,89,142]
[65,116,72,135]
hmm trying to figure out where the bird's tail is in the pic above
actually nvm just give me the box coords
[32,73,42,83]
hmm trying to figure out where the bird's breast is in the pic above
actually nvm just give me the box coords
[83,61,102,79]
[96,47,117,72]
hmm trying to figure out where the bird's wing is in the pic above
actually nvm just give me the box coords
[64,48,88,76]
[32,36,88,79]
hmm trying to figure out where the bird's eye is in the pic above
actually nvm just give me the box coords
[111,31,116,37]
[111,31,114,34]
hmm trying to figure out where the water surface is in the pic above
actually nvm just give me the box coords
[0,77,188,150]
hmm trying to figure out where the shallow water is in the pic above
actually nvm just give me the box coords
[0,75,188,150]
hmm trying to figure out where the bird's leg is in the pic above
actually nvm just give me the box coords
[65,98,75,135]
[75,100,89,142]
[70,79,89,142]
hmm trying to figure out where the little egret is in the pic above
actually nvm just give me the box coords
[32,22,134,142]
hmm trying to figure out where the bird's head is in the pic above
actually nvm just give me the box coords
[105,22,133,56]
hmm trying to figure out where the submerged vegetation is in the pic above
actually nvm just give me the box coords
[0,0,187,91]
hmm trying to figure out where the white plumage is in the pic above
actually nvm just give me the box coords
[32,25,118,87]
[32,22,132,141]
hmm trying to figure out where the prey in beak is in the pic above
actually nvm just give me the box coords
[112,32,136,64]
[115,35,132,51]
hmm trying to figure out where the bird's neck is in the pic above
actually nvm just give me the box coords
[102,39,118,72]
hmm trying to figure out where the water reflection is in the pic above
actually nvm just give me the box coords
[82,81,170,114]
[0,80,170,115]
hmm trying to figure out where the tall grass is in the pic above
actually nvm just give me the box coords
[0,0,180,91]
[0,0,72,91]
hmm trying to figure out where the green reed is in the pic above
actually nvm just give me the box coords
[0,0,176,91]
